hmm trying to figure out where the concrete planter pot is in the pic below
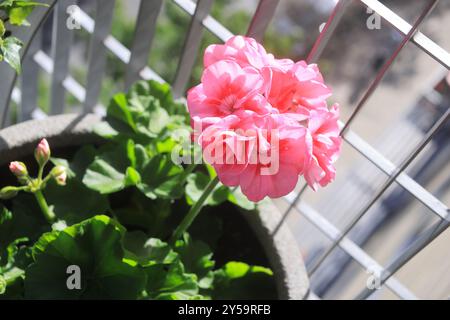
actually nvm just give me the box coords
[0,114,310,300]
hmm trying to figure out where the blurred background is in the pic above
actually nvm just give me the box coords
[8,0,450,299]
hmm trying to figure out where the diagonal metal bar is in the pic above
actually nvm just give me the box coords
[173,0,233,42]
[246,0,280,42]
[307,0,352,64]
[172,0,213,98]
[124,0,163,89]
[297,200,418,299]
[310,99,449,279]
[356,217,450,299]
[341,0,439,134]
[275,0,353,233]
[360,0,450,69]
[343,125,449,221]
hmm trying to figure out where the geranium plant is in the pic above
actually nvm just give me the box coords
[0,0,48,73]
[0,36,340,299]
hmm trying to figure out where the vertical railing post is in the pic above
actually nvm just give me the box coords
[83,0,115,112]
[20,30,42,122]
[124,0,163,89]
[172,0,214,98]
[50,0,76,115]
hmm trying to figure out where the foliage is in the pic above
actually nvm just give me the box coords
[0,0,48,73]
[0,80,273,300]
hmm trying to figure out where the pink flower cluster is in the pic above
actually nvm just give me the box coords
[187,36,341,202]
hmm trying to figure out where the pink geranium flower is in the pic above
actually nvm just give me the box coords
[187,60,270,129]
[199,112,311,202]
[304,104,342,190]
[187,36,342,202]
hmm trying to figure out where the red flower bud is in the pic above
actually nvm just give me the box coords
[35,138,51,167]
[51,166,67,186]
[9,161,28,177]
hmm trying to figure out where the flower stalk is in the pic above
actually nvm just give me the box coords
[170,176,219,243]
[34,190,55,223]
[2,139,65,224]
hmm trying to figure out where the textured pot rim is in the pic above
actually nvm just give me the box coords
[0,114,310,300]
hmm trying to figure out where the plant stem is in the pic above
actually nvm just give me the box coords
[170,176,219,244]
[34,190,55,224]
[178,163,197,184]
[38,165,44,182]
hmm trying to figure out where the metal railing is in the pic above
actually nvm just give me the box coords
[0,0,449,299]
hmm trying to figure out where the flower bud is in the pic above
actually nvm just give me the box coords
[9,161,28,177]
[0,186,18,200]
[51,166,67,186]
[35,138,51,167]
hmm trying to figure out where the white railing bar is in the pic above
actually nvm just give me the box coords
[34,50,86,103]
[172,0,234,42]
[294,200,418,300]
[341,0,439,134]
[72,6,164,84]
[356,217,450,299]
[360,0,450,69]
[343,127,450,221]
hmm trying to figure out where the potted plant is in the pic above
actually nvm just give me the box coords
[0,79,310,300]
[0,35,341,300]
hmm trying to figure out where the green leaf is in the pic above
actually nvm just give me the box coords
[24,215,146,299]
[137,154,184,199]
[145,260,201,300]
[70,145,97,178]
[1,194,50,257]
[0,204,12,225]
[0,19,5,37]
[112,191,172,239]
[8,5,32,26]
[0,36,23,73]
[0,275,5,295]
[44,178,109,225]
[185,172,229,206]
[128,80,188,116]
[211,261,276,300]
[228,187,256,211]
[83,159,126,193]
[98,80,189,143]
[125,166,141,186]
[82,143,130,194]
[174,234,215,289]
[1,1,50,26]
[123,233,177,266]
[107,93,137,132]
